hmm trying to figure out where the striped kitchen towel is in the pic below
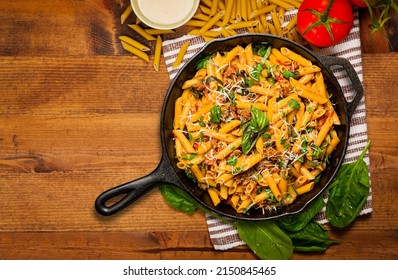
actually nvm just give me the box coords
[162,10,371,250]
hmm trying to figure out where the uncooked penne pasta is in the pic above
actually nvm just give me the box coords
[121,4,132,24]
[153,36,162,71]
[119,36,150,52]
[127,24,156,41]
[172,41,190,68]
[120,41,149,62]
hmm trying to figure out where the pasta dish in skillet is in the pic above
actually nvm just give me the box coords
[172,43,340,214]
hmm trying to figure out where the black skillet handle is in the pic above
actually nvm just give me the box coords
[317,54,364,120]
[95,157,179,216]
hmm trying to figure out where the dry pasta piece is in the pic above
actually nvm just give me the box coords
[172,41,190,69]
[283,14,298,34]
[270,10,283,36]
[188,29,221,37]
[127,24,157,41]
[144,29,175,35]
[210,0,219,16]
[200,10,225,34]
[249,4,277,19]
[240,0,248,21]
[119,36,150,52]
[227,20,259,30]
[185,19,208,27]
[120,42,149,62]
[121,4,132,24]
[283,0,302,9]
[221,0,235,26]
[269,0,294,9]
[153,36,162,71]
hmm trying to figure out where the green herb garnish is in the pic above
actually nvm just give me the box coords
[209,105,221,124]
[287,99,300,110]
[241,106,269,154]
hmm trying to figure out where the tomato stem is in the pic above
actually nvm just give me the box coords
[303,0,349,44]
[321,0,335,22]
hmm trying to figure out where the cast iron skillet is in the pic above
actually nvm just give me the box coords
[95,34,363,220]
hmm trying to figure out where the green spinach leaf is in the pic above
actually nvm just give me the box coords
[326,141,371,228]
[276,195,325,232]
[159,185,199,215]
[286,220,339,252]
[236,220,293,260]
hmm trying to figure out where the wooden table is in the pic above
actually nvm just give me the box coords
[1,0,397,260]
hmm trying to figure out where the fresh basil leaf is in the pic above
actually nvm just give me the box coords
[236,220,293,260]
[287,99,300,110]
[241,106,269,154]
[210,105,221,124]
[196,54,213,70]
[241,122,258,154]
[250,106,269,133]
[276,195,325,232]
[159,185,199,215]
[326,141,371,228]
[286,220,339,252]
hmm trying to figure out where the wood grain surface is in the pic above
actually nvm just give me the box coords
[0,0,397,260]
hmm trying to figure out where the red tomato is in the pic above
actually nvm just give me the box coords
[349,0,369,7]
[297,0,354,47]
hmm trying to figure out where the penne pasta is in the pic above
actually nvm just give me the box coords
[172,41,190,69]
[121,4,133,24]
[127,24,157,41]
[153,36,162,71]
[119,36,150,52]
[120,41,149,62]
[172,43,342,214]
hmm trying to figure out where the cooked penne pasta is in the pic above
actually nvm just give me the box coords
[172,43,342,214]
